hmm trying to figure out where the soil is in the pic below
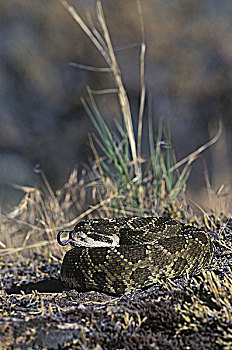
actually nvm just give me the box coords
[1,252,231,350]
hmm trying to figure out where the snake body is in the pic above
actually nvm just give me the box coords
[58,217,214,295]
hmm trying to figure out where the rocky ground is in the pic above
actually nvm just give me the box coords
[1,239,232,350]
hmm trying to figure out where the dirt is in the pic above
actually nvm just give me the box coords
[1,252,231,349]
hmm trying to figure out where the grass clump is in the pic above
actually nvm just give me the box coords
[61,0,220,215]
[0,0,223,255]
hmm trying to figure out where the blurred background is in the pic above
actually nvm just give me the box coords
[0,0,231,211]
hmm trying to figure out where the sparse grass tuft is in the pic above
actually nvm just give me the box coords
[0,0,225,257]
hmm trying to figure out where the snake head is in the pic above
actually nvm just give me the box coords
[57,230,73,246]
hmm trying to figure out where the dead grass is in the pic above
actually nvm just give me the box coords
[0,0,230,260]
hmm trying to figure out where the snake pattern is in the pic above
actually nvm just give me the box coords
[58,217,214,295]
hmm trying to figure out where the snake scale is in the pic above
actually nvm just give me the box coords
[57,217,214,295]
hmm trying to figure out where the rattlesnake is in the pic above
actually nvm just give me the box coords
[57,217,214,295]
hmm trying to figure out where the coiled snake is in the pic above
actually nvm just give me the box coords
[57,217,214,295]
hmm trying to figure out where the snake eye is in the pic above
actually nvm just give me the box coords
[57,231,73,246]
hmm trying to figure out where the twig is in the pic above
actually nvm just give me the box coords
[169,120,222,172]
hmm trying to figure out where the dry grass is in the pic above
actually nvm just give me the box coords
[0,0,229,259]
